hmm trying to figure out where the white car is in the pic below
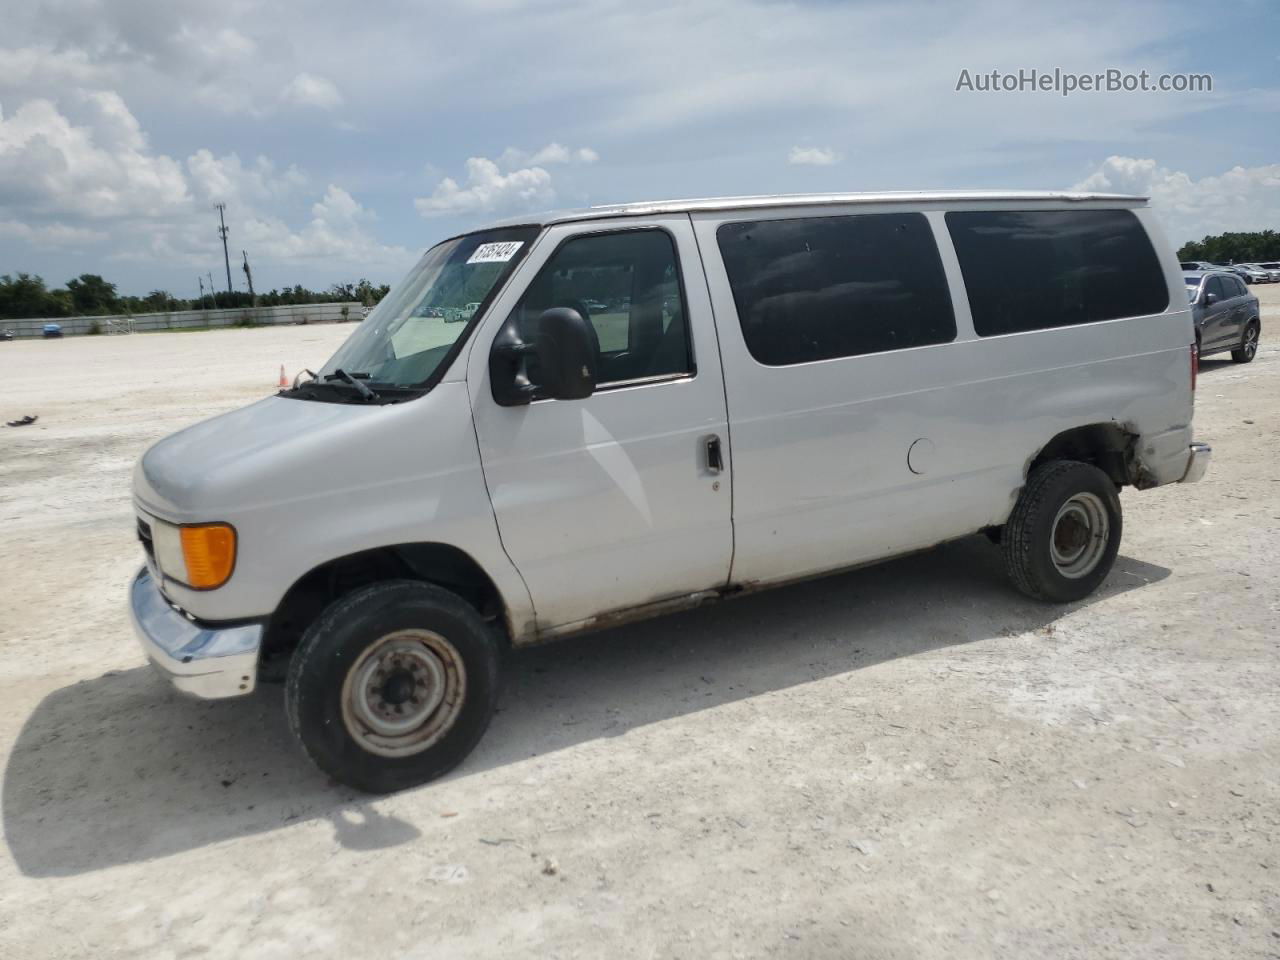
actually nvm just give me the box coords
[130,190,1210,792]
[1256,261,1280,282]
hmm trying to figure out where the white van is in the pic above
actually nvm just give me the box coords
[130,191,1210,792]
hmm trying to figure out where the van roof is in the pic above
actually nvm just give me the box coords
[476,190,1149,230]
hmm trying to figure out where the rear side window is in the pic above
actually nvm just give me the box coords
[946,209,1169,337]
[1230,276,1248,297]
[716,213,956,365]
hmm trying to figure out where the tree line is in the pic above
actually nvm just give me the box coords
[0,273,392,321]
[1177,230,1280,264]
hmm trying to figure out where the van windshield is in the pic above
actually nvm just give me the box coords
[314,226,539,392]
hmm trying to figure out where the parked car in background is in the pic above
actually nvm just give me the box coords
[1256,261,1280,282]
[1180,260,1217,272]
[129,190,1211,792]
[1242,264,1274,283]
[41,323,63,338]
[1221,264,1267,284]
[1184,270,1260,362]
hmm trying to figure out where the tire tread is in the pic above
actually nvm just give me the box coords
[1002,459,1121,603]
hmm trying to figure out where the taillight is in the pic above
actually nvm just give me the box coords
[1191,342,1198,392]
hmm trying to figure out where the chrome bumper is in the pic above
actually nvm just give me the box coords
[1181,442,1212,484]
[128,567,261,699]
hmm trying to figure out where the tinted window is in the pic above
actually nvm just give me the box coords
[716,213,956,365]
[1230,277,1248,297]
[506,230,691,386]
[1206,276,1227,301]
[946,210,1169,336]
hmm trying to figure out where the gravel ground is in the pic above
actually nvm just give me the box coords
[0,300,1277,959]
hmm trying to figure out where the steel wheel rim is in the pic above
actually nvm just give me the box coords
[340,629,466,758]
[1050,492,1109,580]
[1245,325,1258,358]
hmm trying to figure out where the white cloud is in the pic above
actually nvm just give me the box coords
[0,93,189,218]
[1073,156,1280,244]
[415,157,555,217]
[788,145,839,166]
[186,149,307,205]
[415,144,598,219]
[499,143,600,168]
[237,185,412,269]
[281,72,343,109]
[0,45,107,90]
[0,219,107,248]
[0,84,410,283]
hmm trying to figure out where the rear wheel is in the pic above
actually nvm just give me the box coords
[1003,460,1122,603]
[1232,320,1259,363]
[286,580,501,793]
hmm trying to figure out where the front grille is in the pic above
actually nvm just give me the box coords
[136,517,155,563]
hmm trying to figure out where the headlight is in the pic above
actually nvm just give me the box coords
[151,520,237,590]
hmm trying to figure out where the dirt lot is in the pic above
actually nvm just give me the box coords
[0,301,1277,960]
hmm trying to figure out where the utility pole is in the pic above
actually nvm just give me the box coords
[208,271,218,309]
[215,203,233,297]
[198,276,205,308]
[241,250,256,305]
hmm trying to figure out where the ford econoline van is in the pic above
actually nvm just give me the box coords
[130,191,1211,792]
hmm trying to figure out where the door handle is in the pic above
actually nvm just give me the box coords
[705,435,724,474]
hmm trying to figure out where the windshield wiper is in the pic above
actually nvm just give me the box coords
[322,368,379,401]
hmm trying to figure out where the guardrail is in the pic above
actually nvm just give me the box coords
[2,302,364,339]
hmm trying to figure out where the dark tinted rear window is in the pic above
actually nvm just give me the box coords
[946,210,1169,337]
[716,213,956,365]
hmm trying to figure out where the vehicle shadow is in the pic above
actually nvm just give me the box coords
[2,536,1170,877]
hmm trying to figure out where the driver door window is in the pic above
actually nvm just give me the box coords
[506,229,693,387]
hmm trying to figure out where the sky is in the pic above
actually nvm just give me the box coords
[1,0,1278,298]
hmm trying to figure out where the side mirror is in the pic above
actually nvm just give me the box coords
[1204,292,1219,306]
[533,308,597,401]
[489,308,597,406]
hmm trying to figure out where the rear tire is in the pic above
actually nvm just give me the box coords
[286,580,501,793]
[1003,460,1122,603]
[1231,320,1259,363]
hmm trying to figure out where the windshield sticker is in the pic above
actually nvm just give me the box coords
[467,241,524,264]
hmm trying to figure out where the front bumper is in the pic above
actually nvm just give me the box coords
[1180,442,1212,484]
[128,567,261,699]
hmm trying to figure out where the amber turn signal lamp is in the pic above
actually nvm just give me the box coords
[179,524,236,589]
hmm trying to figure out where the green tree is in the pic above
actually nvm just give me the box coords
[1178,230,1280,263]
[65,273,121,315]
[0,273,70,319]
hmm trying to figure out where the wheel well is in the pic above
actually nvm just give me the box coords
[260,543,507,672]
[1028,423,1136,487]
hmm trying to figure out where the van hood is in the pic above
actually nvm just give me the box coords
[134,395,394,518]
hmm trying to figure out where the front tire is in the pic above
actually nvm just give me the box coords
[1003,460,1122,603]
[1232,320,1259,363]
[286,580,501,793]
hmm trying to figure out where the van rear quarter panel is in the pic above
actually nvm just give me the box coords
[693,202,1193,587]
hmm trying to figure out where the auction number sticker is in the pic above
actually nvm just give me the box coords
[467,241,524,264]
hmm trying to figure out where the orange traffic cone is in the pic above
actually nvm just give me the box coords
[278,365,289,388]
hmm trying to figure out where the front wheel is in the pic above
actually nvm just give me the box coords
[1232,320,1259,363]
[286,580,501,793]
[1002,460,1122,603]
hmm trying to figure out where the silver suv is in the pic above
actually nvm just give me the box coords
[1184,270,1261,362]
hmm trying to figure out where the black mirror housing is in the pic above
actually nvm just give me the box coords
[533,308,597,401]
[489,307,597,406]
